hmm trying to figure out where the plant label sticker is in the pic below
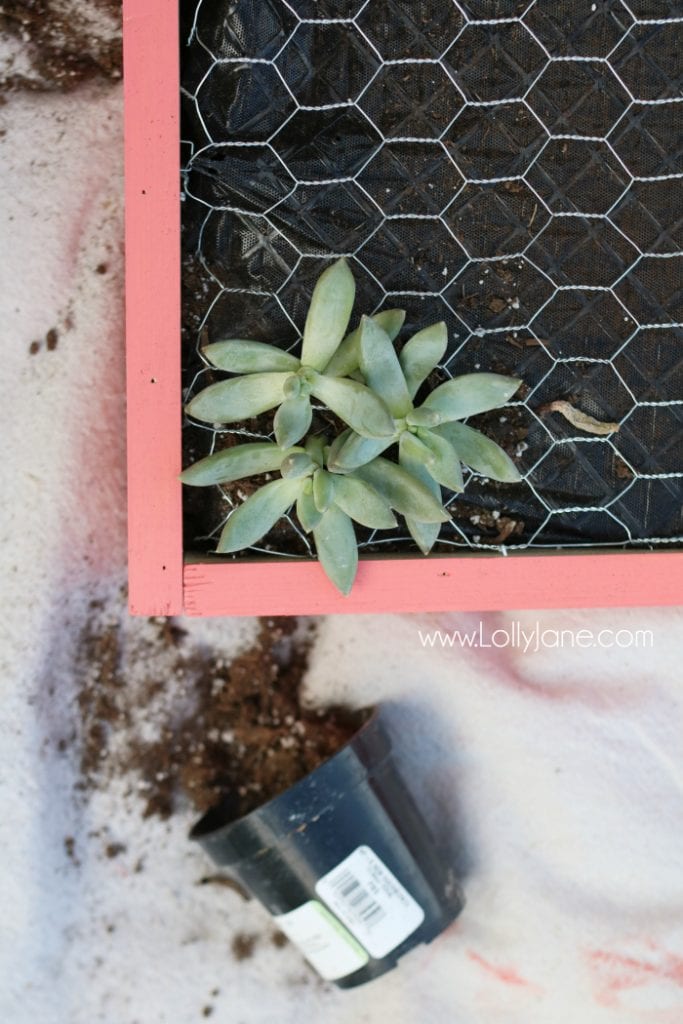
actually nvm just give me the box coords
[315,845,425,959]
[273,900,369,981]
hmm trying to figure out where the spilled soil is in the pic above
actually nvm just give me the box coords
[0,0,122,93]
[73,609,366,822]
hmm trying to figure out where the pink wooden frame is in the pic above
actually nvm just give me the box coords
[123,0,683,617]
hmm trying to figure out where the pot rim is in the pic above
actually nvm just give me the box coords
[189,704,392,859]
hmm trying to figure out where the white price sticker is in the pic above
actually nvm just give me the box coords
[316,845,425,959]
[273,900,369,981]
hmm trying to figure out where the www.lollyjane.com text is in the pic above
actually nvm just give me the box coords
[418,623,654,654]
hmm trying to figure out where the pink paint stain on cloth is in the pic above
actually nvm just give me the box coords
[467,949,543,994]
[588,943,683,1007]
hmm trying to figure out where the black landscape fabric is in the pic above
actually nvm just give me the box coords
[180,0,682,556]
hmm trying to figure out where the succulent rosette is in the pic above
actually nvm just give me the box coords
[181,259,522,594]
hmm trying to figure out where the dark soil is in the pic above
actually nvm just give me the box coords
[0,0,122,93]
[28,325,62,356]
[74,611,367,822]
[105,841,126,859]
[231,932,257,961]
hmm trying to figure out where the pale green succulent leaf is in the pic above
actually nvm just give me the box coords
[355,457,449,524]
[322,327,360,379]
[435,420,522,483]
[273,394,312,448]
[296,488,323,533]
[179,442,289,487]
[325,428,353,469]
[309,374,395,439]
[327,431,396,473]
[283,374,301,399]
[398,436,443,555]
[324,308,406,377]
[312,505,358,595]
[304,434,326,467]
[203,339,300,374]
[280,451,317,479]
[406,407,441,428]
[186,372,289,423]
[216,478,302,553]
[359,316,412,418]
[399,431,434,465]
[405,516,441,557]
[422,373,522,421]
[376,308,407,342]
[313,469,336,513]
[301,258,356,371]
[418,428,465,493]
[399,322,448,399]
[333,475,397,530]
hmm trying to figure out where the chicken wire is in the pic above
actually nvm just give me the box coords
[180,0,683,559]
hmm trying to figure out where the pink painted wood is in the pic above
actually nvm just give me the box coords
[123,0,683,617]
[183,552,683,617]
[124,0,183,615]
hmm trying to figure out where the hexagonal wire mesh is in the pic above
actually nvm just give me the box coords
[180,0,682,560]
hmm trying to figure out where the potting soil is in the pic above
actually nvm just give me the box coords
[0,0,122,92]
[181,1,683,556]
[76,609,366,821]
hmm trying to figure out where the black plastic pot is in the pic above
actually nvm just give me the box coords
[190,708,464,987]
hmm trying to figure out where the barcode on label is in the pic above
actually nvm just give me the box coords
[329,868,387,927]
[316,845,425,960]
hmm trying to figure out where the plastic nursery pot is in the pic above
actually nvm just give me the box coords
[190,708,464,988]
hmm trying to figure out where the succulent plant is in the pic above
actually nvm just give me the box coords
[181,260,523,593]
[181,435,446,594]
[185,259,402,448]
[326,316,521,554]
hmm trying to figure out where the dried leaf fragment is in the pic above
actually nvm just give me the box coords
[540,400,620,436]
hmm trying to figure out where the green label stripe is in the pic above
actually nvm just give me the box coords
[311,900,369,965]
